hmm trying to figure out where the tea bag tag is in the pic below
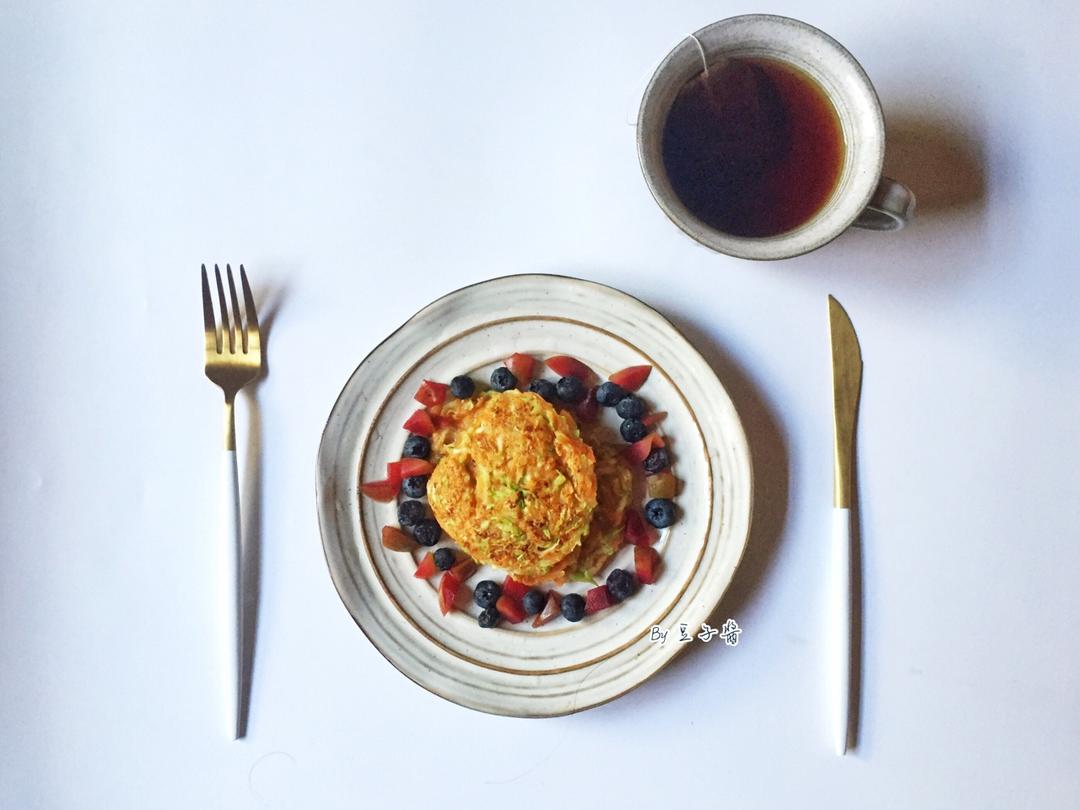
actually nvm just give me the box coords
[626,33,715,126]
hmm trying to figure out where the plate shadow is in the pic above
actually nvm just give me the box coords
[632,312,790,686]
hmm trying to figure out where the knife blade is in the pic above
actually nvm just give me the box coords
[828,294,862,756]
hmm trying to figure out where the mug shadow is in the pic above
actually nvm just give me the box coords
[627,312,791,689]
[804,110,990,280]
[882,113,987,218]
[236,282,286,738]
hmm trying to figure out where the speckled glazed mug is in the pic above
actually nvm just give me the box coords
[638,14,915,260]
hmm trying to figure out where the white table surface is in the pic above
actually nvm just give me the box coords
[3,2,1078,808]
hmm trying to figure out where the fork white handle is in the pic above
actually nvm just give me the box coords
[222,449,242,739]
[831,507,852,755]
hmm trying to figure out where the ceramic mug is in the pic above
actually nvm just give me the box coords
[637,14,915,260]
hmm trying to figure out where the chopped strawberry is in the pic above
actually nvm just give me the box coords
[385,461,404,489]
[635,545,661,584]
[532,591,563,627]
[381,525,414,552]
[624,509,653,547]
[414,552,438,579]
[454,581,473,610]
[506,352,536,382]
[414,379,449,408]
[609,365,652,392]
[575,386,599,422]
[438,572,461,615]
[585,585,614,614]
[360,479,398,502]
[642,411,667,427]
[496,595,526,624]
[502,577,530,601]
[402,409,435,436]
[624,433,664,464]
[450,556,477,582]
[399,458,434,478]
[545,355,593,381]
[431,413,455,431]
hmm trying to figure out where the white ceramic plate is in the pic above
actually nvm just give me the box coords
[317,275,752,716]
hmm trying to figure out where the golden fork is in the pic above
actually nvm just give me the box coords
[201,263,261,739]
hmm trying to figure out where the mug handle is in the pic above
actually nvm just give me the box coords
[852,176,916,231]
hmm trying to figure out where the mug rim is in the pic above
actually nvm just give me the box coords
[637,14,885,260]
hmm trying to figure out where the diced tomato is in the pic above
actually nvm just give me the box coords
[575,386,599,422]
[381,525,414,552]
[450,556,477,582]
[502,577,530,601]
[414,379,449,408]
[624,433,664,464]
[545,355,593,381]
[642,411,667,427]
[360,479,398,502]
[635,545,661,585]
[609,365,652,392]
[506,353,536,382]
[403,409,435,436]
[414,552,438,579]
[398,458,434,478]
[532,591,562,627]
[496,595,526,624]
[624,509,653,547]
[585,585,613,614]
[438,572,461,615]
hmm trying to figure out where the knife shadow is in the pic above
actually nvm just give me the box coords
[236,283,285,738]
[632,313,790,685]
[846,448,864,754]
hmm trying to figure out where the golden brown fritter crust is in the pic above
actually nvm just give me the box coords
[428,391,597,582]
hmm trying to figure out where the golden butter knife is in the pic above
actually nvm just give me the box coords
[828,294,862,756]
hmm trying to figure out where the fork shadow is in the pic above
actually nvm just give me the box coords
[637,313,791,686]
[236,283,285,738]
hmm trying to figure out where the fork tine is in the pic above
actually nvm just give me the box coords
[201,264,220,353]
[226,264,245,354]
[214,264,234,354]
[239,265,260,344]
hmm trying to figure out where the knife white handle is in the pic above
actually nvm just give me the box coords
[222,449,242,739]
[831,507,852,755]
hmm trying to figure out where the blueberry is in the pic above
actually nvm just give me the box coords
[644,498,676,529]
[474,580,502,609]
[620,418,648,443]
[433,547,455,571]
[606,568,637,602]
[643,447,670,475]
[478,607,500,628]
[527,378,558,403]
[561,593,586,622]
[615,395,646,419]
[397,499,424,527]
[450,375,476,398]
[556,376,587,404]
[412,518,441,546]
[595,381,626,407]
[490,366,517,392]
[402,434,431,460]
[522,589,546,616]
[401,475,428,499]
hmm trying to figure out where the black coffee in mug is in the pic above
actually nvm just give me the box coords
[661,56,844,238]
